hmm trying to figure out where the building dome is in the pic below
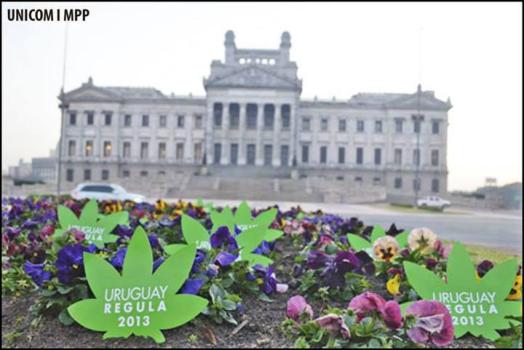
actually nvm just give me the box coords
[225,30,235,45]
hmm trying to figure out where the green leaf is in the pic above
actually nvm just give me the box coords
[163,244,186,256]
[181,215,210,249]
[83,253,122,299]
[241,253,273,267]
[253,208,277,227]
[58,309,75,326]
[403,261,446,299]
[347,234,372,251]
[370,225,385,243]
[122,226,153,281]
[480,259,519,303]
[446,242,477,287]
[235,225,267,253]
[395,232,409,248]
[154,243,196,294]
[57,205,79,228]
[79,199,99,225]
[263,229,284,242]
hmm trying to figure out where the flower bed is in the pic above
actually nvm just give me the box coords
[1,195,522,348]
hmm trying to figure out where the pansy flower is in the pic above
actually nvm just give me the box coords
[386,274,401,296]
[405,300,454,347]
[110,247,127,269]
[55,243,96,284]
[372,236,400,262]
[181,278,204,295]
[24,261,51,286]
[408,228,437,255]
[507,272,522,300]
[315,314,350,339]
[286,295,313,321]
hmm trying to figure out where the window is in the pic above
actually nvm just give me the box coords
[321,118,328,131]
[375,120,383,133]
[142,115,149,127]
[122,170,130,178]
[176,143,184,160]
[194,114,203,129]
[246,144,256,165]
[230,143,238,165]
[177,115,185,128]
[281,105,291,130]
[213,103,223,128]
[394,148,402,165]
[85,140,93,157]
[140,170,148,177]
[104,113,112,126]
[431,149,439,166]
[86,112,94,125]
[373,177,381,186]
[357,120,365,132]
[302,117,311,131]
[246,104,257,129]
[84,169,91,181]
[123,142,131,158]
[103,141,112,157]
[413,149,420,166]
[140,142,149,159]
[158,142,166,159]
[69,112,77,125]
[158,171,166,176]
[124,114,132,127]
[302,144,309,163]
[355,176,363,183]
[395,119,403,133]
[320,146,327,164]
[356,147,364,165]
[413,178,421,191]
[280,145,289,166]
[413,118,422,133]
[213,143,222,164]
[432,179,440,193]
[229,103,239,129]
[101,169,109,181]
[338,147,345,164]
[194,143,202,163]
[159,115,167,128]
[264,104,274,130]
[68,140,76,157]
[374,148,381,165]
[394,177,402,189]
[338,119,346,132]
[432,120,440,134]
[124,114,131,127]
[66,169,74,182]
[264,145,273,165]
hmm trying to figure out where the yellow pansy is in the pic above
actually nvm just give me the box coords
[507,275,522,301]
[387,274,401,296]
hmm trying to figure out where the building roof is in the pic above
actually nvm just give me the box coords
[103,87,166,99]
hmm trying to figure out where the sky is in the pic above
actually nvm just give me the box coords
[2,2,522,191]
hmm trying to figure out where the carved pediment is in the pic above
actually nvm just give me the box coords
[205,65,300,91]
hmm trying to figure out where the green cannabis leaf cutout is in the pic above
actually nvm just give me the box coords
[164,212,277,267]
[402,242,522,340]
[210,201,283,243]
[53,199,129,248]
[67,226,208,344]
[196,198,214,213]
[347,224,408,253]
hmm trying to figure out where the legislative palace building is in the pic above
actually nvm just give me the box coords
[58,31,451,197]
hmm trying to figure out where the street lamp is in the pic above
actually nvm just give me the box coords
[56,91,68,197]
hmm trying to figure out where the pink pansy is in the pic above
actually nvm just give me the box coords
[315,313,350,339]
[287,295,313,321]
[380,300,403,329]
[348,292,386,321]
[434,240,451,259]
[406,300,454,347]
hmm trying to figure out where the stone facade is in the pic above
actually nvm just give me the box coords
[58,31,451,199]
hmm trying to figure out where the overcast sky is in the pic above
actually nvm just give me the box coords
[2,2,522,191]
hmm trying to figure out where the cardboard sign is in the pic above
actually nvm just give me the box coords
[402,243,522,340]
[165,214,276,267]
[54,199,129,248]
[68,226,208,344]
[347,224,408,255]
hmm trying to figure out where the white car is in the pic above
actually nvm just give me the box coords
[417,196,451,211]
[71,183,146,203]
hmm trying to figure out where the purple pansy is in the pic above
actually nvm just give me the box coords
[215,251,238,267]
[287,295,314,321]
[181,278,204,295]
[477,260,494,278]
[380,300,403,329]
[55,243,96,284]
[24,261,51,286]
[348,291,386,321]
[315,314,351,339]
[148,234,160,249]
[153,257,164,272]
[110,247,127,269]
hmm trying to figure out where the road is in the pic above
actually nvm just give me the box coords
[164,198,523,255]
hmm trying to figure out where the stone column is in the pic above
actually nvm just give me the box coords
[238,103,246,165]
[205,102,215,166]
[221,103,229,165]
[272,104,280,167]
[187,113,194,163]
[255,103,264,166]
